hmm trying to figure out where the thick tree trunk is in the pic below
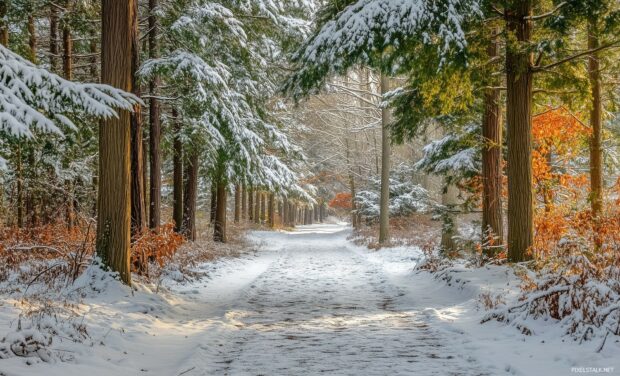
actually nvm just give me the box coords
[482,32,504,255]
[505,1,534,262]
[248,187,254,221]
[588,17,603,218]
[97,0,133,285]
[268,193,275,228]
[234,185,241,223]
[148,0,161,230]
[182,151,198,241]
[50,6,59,72]
[172,109,183,232]
[130,1,145,235]
[214,181,227,242]
[378,74,391,244]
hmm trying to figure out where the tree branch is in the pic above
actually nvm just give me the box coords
[526,2,566,21]
[532,41,620,72]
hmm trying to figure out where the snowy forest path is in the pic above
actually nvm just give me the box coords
[176,224,488,376]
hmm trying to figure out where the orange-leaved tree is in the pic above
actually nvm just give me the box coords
[329,192,353,209]
[532,107,590,213]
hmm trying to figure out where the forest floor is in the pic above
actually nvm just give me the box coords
[0,224,618,375]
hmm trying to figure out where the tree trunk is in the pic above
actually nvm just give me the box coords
[234,185,241,223]
[50,6,59,72]
[505,1,534,262]
[440,180,459,255]
[254,191,260,224]
[130,0,145,235]
[378,74,391,245]
[62,16,72,80]
[248,187,254,221]
[268,193,275,228]
[172,109,183,232]
[16,147,23,228]
[210,182,217,224]
[282,197,288,226]
[147,0,161,230]
[0,1,8,46]
[97,0,133,285]
[214,181,227,242]
[588,16,603,218]
[142,136,149,225]
[260,192,266,223]
[182,150,198,241]
[241,183,247,221]
[27,15,36,63]
[89,36,98,81]
[482,31,504,255]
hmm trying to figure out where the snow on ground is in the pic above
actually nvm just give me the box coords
[0,224,618,375]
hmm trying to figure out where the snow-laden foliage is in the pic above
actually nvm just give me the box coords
[414,124,480,178]
[283,0,481,98]
[0,44,141,138]
[142,0,314,198]
[483,239,620,348]
[356,163,435,220]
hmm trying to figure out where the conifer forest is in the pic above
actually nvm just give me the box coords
[0,0,619,375]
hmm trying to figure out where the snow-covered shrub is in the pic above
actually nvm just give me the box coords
[483,236,620,349]
[355,163,435,221]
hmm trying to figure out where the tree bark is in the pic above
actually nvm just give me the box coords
[210,182,217,224]
[588,16,603,219]
[0,1,8,46]
[248,187,254,221]
[89,36,98,81]
[172,109,183,232]
[27,15,36,63]
[282,197,288,226]
[378,74,391,245]
[441,180,459,254]
[97,0,133,285]
[268,193,275,228]
[241,183,247,221]
[16,147,23,228]
[234,185,241,223]
[214,181,227,242]
[260,192,266,223]
[482,31,504,255]
[148,0,161,230]
[50,5,59,72]
[254,191,261,224]
[130,0,146,235]
[182,150,198,241]
[505,1,534,262]
[62,14,72,80]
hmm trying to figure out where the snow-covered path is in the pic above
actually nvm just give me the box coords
[177,224,485,376]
